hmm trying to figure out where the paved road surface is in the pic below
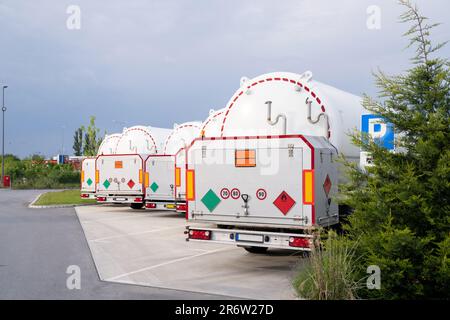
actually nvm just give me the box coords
[0,189,231,299]
[76,205,302,299]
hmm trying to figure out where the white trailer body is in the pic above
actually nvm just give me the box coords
[95,153,147,204]
[219,72,364,163]
[186,71,363,251]
[186,135,337,250]
[81,133,121,199]
[144,154,177,210]
[96,126,171,206]
[144,122,202,212]
[80,158,96,199]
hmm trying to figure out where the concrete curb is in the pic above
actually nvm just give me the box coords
[28,192,98,209]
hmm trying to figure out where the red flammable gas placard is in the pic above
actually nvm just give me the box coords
[273,191,296,215]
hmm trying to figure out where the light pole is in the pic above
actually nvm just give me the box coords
[2,85,8,187]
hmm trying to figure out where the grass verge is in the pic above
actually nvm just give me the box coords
[34,190,96,206]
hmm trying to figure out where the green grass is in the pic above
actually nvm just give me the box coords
[34,190,96,206]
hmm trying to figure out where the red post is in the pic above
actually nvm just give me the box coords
[3,175,11,188]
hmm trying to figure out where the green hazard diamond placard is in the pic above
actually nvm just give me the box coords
[86,178,93,186]
[201,189,221,212]
[103,179,110,189]
[150,182,159,192]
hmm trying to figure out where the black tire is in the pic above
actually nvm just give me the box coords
[130,203,144,210]
[243,246,269,254]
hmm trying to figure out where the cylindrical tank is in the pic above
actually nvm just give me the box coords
[97,133,121,155]
[115,125,172,154]
[219,71,364,159]
[200,108,226,138]
[163,121,202,155]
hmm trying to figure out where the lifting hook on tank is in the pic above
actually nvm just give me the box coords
[241,194,250,216]
[265,101,287,135]
[306,97,330,140]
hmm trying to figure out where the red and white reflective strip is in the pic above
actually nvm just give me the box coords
[188,229,211,240]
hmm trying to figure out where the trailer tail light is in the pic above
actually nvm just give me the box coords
[146,202,157,209]
[189,230,211,240]
[81,170,85,183]
[134,197,143,203]
[97,196,106,202]
[144,172,149,188]
[81,193,89,198]
[289,236,311,248]
[303,169,314,204]
[95,170,99,184]
[175,167,181,187]
[176,204,187,212]
[186,169,195,200]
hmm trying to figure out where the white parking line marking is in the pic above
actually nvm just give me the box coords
[90,226,185,242]
[106,247,234,281]
[80,213,150,223]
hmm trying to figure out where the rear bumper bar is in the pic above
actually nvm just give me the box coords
[80,192,96,200]
[185,226,313,251]
[96,194,143,204]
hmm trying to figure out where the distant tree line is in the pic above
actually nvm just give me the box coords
[73,116,104,156]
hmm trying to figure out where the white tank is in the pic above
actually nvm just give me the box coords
[200,108,226,138]
[220,71,364,159]
[163,121,202,155]
[114,125,172,154]
[97,133,121,155]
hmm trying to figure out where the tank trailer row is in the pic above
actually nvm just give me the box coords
[81,71,367,253]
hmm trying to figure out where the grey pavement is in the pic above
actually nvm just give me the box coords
[76,205,302,299]
[0,189,231,299]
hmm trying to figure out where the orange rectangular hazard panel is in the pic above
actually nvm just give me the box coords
[235,149,256,167]
[115,161,123,169]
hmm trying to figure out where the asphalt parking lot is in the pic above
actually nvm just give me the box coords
[0,190,233,299]
[76,205,302,299]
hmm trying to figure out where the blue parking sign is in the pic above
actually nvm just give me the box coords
[361,114,395,150]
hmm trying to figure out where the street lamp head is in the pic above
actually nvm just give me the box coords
[3,86,7,89]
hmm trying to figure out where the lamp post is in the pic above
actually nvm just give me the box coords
[2,85,8,187]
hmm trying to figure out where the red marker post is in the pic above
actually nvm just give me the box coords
[3,175,11,188]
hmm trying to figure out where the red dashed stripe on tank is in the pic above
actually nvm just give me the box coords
[200,111,224,133]
[114,128,158,154]
[220,77,328,137]
[163,124,202,154]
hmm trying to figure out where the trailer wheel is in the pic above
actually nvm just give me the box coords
[130,203,144,210]
[242,246,269,254]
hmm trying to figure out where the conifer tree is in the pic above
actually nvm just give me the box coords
[341,0,450,299]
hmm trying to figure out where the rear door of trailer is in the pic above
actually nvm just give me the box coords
[81,158,96,194]
[96,154,145,196]
[187,136,314,228]
[145,155,175,201]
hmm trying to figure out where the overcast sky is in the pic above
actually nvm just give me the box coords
[0,0,449,158]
